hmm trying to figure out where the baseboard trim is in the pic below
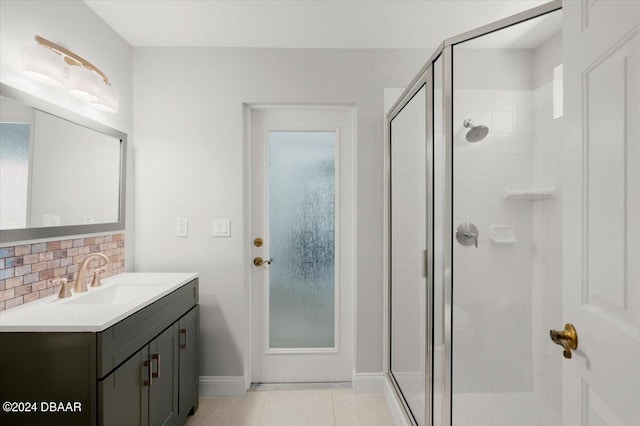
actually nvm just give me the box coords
[199,376,247,397]
[352,372,385,394]
[384,374,412,426]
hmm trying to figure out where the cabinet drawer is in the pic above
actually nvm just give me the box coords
[97,279,198,378]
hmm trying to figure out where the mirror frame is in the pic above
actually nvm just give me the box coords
[0,83,127,244]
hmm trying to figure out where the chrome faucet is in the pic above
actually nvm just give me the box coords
[74,253,110,293]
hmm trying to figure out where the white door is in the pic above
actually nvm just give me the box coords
[249,106,354,383]
[563,1,640,425]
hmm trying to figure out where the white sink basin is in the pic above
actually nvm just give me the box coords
[0,272,199,332]
[64,283,161,305]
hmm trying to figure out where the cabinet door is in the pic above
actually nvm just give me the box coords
[149,324,179,426]
[99,346,149,426]
[178,306,199,420]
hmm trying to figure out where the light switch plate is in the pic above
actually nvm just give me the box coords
[213,219,231,237]
[176,219,188,237]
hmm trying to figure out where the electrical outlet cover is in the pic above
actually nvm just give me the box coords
[176,219,189,237]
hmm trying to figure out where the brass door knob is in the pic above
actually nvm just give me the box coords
[550,323,578,359]
[253,257,272,267]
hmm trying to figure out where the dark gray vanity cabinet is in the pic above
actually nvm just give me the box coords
[100,345,149,426]
[179,291,199,423]
[97,281,199,426]
[0,278,199,426]
[177,306,199,425]
[100,323,181,426]
[149,324,180,426]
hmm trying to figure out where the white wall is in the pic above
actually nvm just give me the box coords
[0,0,134,267]
[132,47,428,377]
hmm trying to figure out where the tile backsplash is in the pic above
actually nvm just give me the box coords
[0,233,125,311]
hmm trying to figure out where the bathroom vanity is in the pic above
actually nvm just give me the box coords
[0,273,199,426]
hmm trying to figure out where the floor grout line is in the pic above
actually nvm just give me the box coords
[330,389,337,426]
[257,390,267,426]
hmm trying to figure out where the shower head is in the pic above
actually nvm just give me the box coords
[463,118,489,143]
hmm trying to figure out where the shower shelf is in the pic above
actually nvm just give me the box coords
[504,188,557,200]
[490,225,517,244]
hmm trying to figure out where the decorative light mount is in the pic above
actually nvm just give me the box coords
[34,35,109,83]
[22,35,118,113]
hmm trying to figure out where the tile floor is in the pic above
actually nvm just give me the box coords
[184,388,394,426]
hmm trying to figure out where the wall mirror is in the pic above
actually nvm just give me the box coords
[0,83,126,244]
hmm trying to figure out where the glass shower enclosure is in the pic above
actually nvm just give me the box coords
[387,1,564,425]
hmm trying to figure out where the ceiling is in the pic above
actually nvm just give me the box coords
[84,0,553,49]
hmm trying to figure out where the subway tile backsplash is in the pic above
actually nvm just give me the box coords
[0,233,125,311]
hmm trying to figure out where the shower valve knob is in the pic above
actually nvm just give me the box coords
[456,222,479,248]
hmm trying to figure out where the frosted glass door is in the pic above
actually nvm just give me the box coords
[268,131,336,349]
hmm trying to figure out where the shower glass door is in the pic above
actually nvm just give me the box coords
[390,85,428,425]
[450,10,564,426]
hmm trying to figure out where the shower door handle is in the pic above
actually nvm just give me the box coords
[422,250,428,278]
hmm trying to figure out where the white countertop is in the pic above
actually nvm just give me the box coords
[0,272,199,332]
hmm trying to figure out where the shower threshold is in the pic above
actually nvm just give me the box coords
[250,382,352,391]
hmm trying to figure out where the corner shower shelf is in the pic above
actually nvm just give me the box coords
[504,188,557,200]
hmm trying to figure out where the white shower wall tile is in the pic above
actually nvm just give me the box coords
[471,90,492,110]
[491,90,513,111]
[453,88,535,394]
[451,42,563,423]
[533,82,554,132]
[492,110,513,133]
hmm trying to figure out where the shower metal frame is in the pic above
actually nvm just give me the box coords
[384,1,562,425]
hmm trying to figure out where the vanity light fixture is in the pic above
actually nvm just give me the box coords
[22,35,118,113]
[22,42,65,86]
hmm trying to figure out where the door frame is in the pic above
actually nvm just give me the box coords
[242,103,358,388]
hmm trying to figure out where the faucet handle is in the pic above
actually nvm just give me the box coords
[91,267,106,288]
[54,278,71,298]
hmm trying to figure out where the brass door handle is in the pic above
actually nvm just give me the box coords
[253,257,272,267]
[550,323,578,359]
